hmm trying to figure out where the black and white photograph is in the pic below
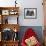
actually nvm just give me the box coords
[24,8,37,19]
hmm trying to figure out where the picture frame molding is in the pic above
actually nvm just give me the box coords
[24,8,37,19]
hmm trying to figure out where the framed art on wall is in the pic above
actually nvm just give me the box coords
[24,8,37,19]
[2,10,9,15]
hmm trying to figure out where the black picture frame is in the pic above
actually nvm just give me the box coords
[24,8,37,19]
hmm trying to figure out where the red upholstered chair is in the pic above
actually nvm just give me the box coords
[21,28,41,46]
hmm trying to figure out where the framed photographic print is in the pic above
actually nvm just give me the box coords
[2,10,9,15]
[24,8,37,19]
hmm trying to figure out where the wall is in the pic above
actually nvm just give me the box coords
[17,0,44,26]
[18,26,43,44]
[0,0,44,26]
[0,0,44,44]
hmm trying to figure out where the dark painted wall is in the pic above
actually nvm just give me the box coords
[18,26,44,44]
